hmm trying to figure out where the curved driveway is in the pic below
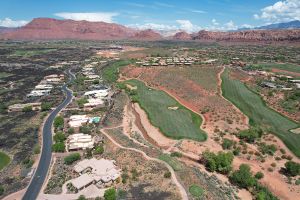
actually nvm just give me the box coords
[22,70,75,200]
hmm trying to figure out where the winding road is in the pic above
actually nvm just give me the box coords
[22,69,75,200]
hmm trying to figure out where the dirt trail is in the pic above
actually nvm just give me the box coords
[100,126,189,200]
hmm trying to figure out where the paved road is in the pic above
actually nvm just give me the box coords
[22,70,75,200]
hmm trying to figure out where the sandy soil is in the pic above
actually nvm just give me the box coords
[271,68,300,77]
[131,103,177,149]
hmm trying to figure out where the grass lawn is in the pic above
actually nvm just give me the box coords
[103,60,132,83]
[189,184,204,198]
[253,63,300,74]
[0,151,10,171]
[124,79,207,141]
[221,68,300,157]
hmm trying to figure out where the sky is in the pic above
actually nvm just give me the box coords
[0,0,299,32]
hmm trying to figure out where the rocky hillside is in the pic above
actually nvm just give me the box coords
[130,29,162,40]
[172,29,300,42]
[1,18,137,40]
[172,31,192,40]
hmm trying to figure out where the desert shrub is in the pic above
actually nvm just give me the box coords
[22,158,34,168]
[67,128,75,134]
[230,164,256,189]
[259,143,277,155]
[271,163,276,167]
[238,127,263,143]
[222,138,234,150]
[76,98,88,108]
[0,185,4,196]
[280,148,286,154]
[104,188,116,200]
[255,172,264,179]
[22,105,32,112]
[94,145,104,155]
[284,161,300,177]
[170,152,182,157]
[41,102,52,111]
[79,125,92,134]
[255,185,279,200]
[85,148,93,158]
[268,167,273,172]
[202,151,233,174]
[233,147,241,156]
[77,195,87,200]
[164,172,171,178]
[54,116,64,129]
[64,153,81,165]
[121,173,129,184]
[33,145,40,154]
[52,142,65,152]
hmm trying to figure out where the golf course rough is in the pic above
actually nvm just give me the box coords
[124,79,207,141]
[221,68,300,157]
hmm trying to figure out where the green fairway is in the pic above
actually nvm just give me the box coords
[221,68,300,157]
[253,63,300,73]
[124,79,207,141]
[0,151,10,171]
[103,60,132,83]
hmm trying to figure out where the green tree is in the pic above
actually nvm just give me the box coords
[80,125,92,134]
[22,105,32,112]
[53,132,66,143]
[104,188,116,200]
[33,145,40,154]
[222,138,234,150]
[239,127,263,143]
[52,142,65,152]
[255,172,264,179]
[67,128,75,134]
[94,145,104,155]
[41,102,52,111]
[0,185,4,196]
[285,161,300,176]
[54,116,64,129]
[202,151,233,174]
[77,195,87,200]
[230,164,256,189]
[64,153,81,165]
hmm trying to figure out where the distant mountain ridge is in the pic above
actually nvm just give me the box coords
[1,18,300,42]
[239,20,300,31]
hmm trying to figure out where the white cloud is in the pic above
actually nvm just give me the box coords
[254,0,300,22]
[128,20,201,33]
[176,20,201,32]
[0,18,28,27]
[154,2,174,8]
[241,24,254,29]
[191,10,206,14]
[224,20,238,30]
[127,23,177,31]
[212,19,219,25]
[205,20,238,31]
[54,12,119,23]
